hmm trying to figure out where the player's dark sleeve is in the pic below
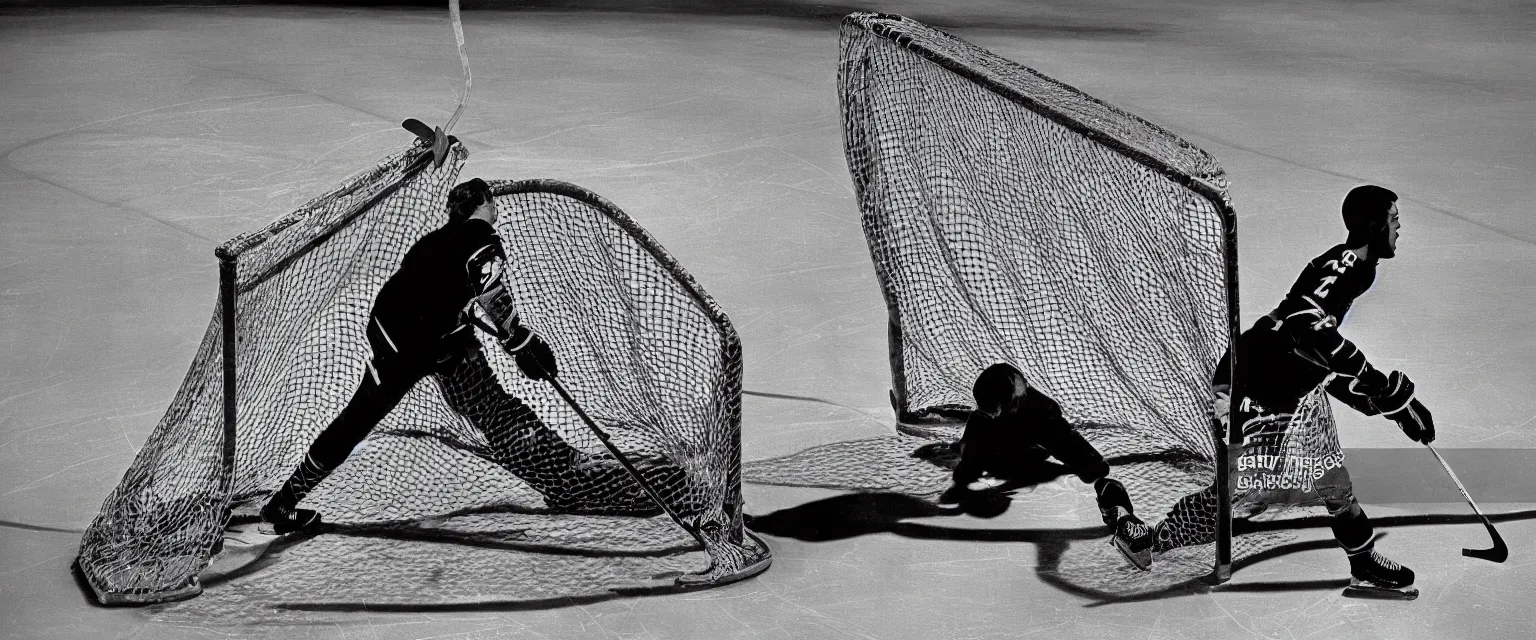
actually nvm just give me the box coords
[462,232,558,380]
[950,412,988,486]
[1277,254,1434,443]
[1328,371,1435,443]
[1024,391,1109,484]
[1274,299,1392,399]
[1278,305,1428,423]
[1324,375,1378,414]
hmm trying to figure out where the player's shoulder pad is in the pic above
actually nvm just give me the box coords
[462,222,508,290]
[1310,244,1364,275]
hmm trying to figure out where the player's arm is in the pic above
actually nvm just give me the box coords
[1322,370,1433,443]
[1277,306,1433,443]
[949,412,988,487]
[463,241,558,380]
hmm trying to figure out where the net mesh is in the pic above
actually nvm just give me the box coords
[76,145,768,607]
[742,433,1309,601]
[832,12,1293,591]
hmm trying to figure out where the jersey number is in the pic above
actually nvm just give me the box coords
[1314,257,1350,298]
[1314,275,1337,298]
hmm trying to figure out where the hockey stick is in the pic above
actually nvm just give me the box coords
[1426,444,1508,562]
[543,375,711,553]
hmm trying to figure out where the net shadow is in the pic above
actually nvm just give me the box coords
[743,434,1222,602]
[145,509,710,624]
[746,436,1536,604]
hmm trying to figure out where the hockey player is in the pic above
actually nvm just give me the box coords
[260,178,684,534]
[929,362,1156,569]
[1138,185,1432,599]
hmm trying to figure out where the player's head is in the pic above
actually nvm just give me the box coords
[448,178,496,224]
[973,362,1028,419]
[1342,185,1400,259]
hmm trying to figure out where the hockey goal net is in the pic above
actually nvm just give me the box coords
[76,140,769,608]
[839,12,1249,584]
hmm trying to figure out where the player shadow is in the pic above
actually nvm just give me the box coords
[1051,507,1536,605]
[747,488,1536,606]
[117,502,733,616]
[746,487,1101,544]
[746,432,1536,604]
[746,449,1079,541]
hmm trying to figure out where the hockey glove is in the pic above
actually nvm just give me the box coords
[1366,371,1432,444]
[1388,398,1435,444]
[1367,371,1416,415]
[511,333,558,381]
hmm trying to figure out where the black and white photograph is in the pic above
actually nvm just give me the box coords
[2,1,1532,638]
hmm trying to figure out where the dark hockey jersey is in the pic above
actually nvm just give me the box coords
[1217,244,1391,414]
[368,218,508,359]
[952,386,1108,485]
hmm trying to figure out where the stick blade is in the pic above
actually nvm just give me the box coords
[1463,533,1509,563]
[401,118,435,142]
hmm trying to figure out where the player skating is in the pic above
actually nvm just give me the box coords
[260,178,689,534]
[1133,185,1432,599]
[919,363,1157,569]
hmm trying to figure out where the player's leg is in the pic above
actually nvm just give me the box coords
[1027,418,1154,568]
[1029,419,1110,485]
[1149,406,1294,555]
[1320,466,1417,599]
[1095,475,1155,570]
[262,358,426,533]
[435,346,695,516]
[1150,483,1221,553]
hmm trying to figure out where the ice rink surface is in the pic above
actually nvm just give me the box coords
[2,1,1534,638]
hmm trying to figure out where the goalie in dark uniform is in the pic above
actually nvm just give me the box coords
[1138,185,1433,599]
[261,178,687,533]
[922,362,1157,570]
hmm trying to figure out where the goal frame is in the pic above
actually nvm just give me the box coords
[80,141,770,605]
[839,12,1242,582]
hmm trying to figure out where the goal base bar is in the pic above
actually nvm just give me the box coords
[77,560,203,606]
[891,390,968,439]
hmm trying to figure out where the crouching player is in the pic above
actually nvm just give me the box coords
[923,363,1157,569]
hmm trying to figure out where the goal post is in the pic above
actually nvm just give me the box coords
[483,178,771,586]
[838,12,1241,582]
[76,142,769,606]
[76,141,463,605]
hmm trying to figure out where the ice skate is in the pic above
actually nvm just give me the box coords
[259,500,322,536]
[1095,478,1153,570]
[1342,548,1418,600]
[1110,513,1154,571]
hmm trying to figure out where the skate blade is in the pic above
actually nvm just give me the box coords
[1110,538,1152,572]
[1342,583,1419,600]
